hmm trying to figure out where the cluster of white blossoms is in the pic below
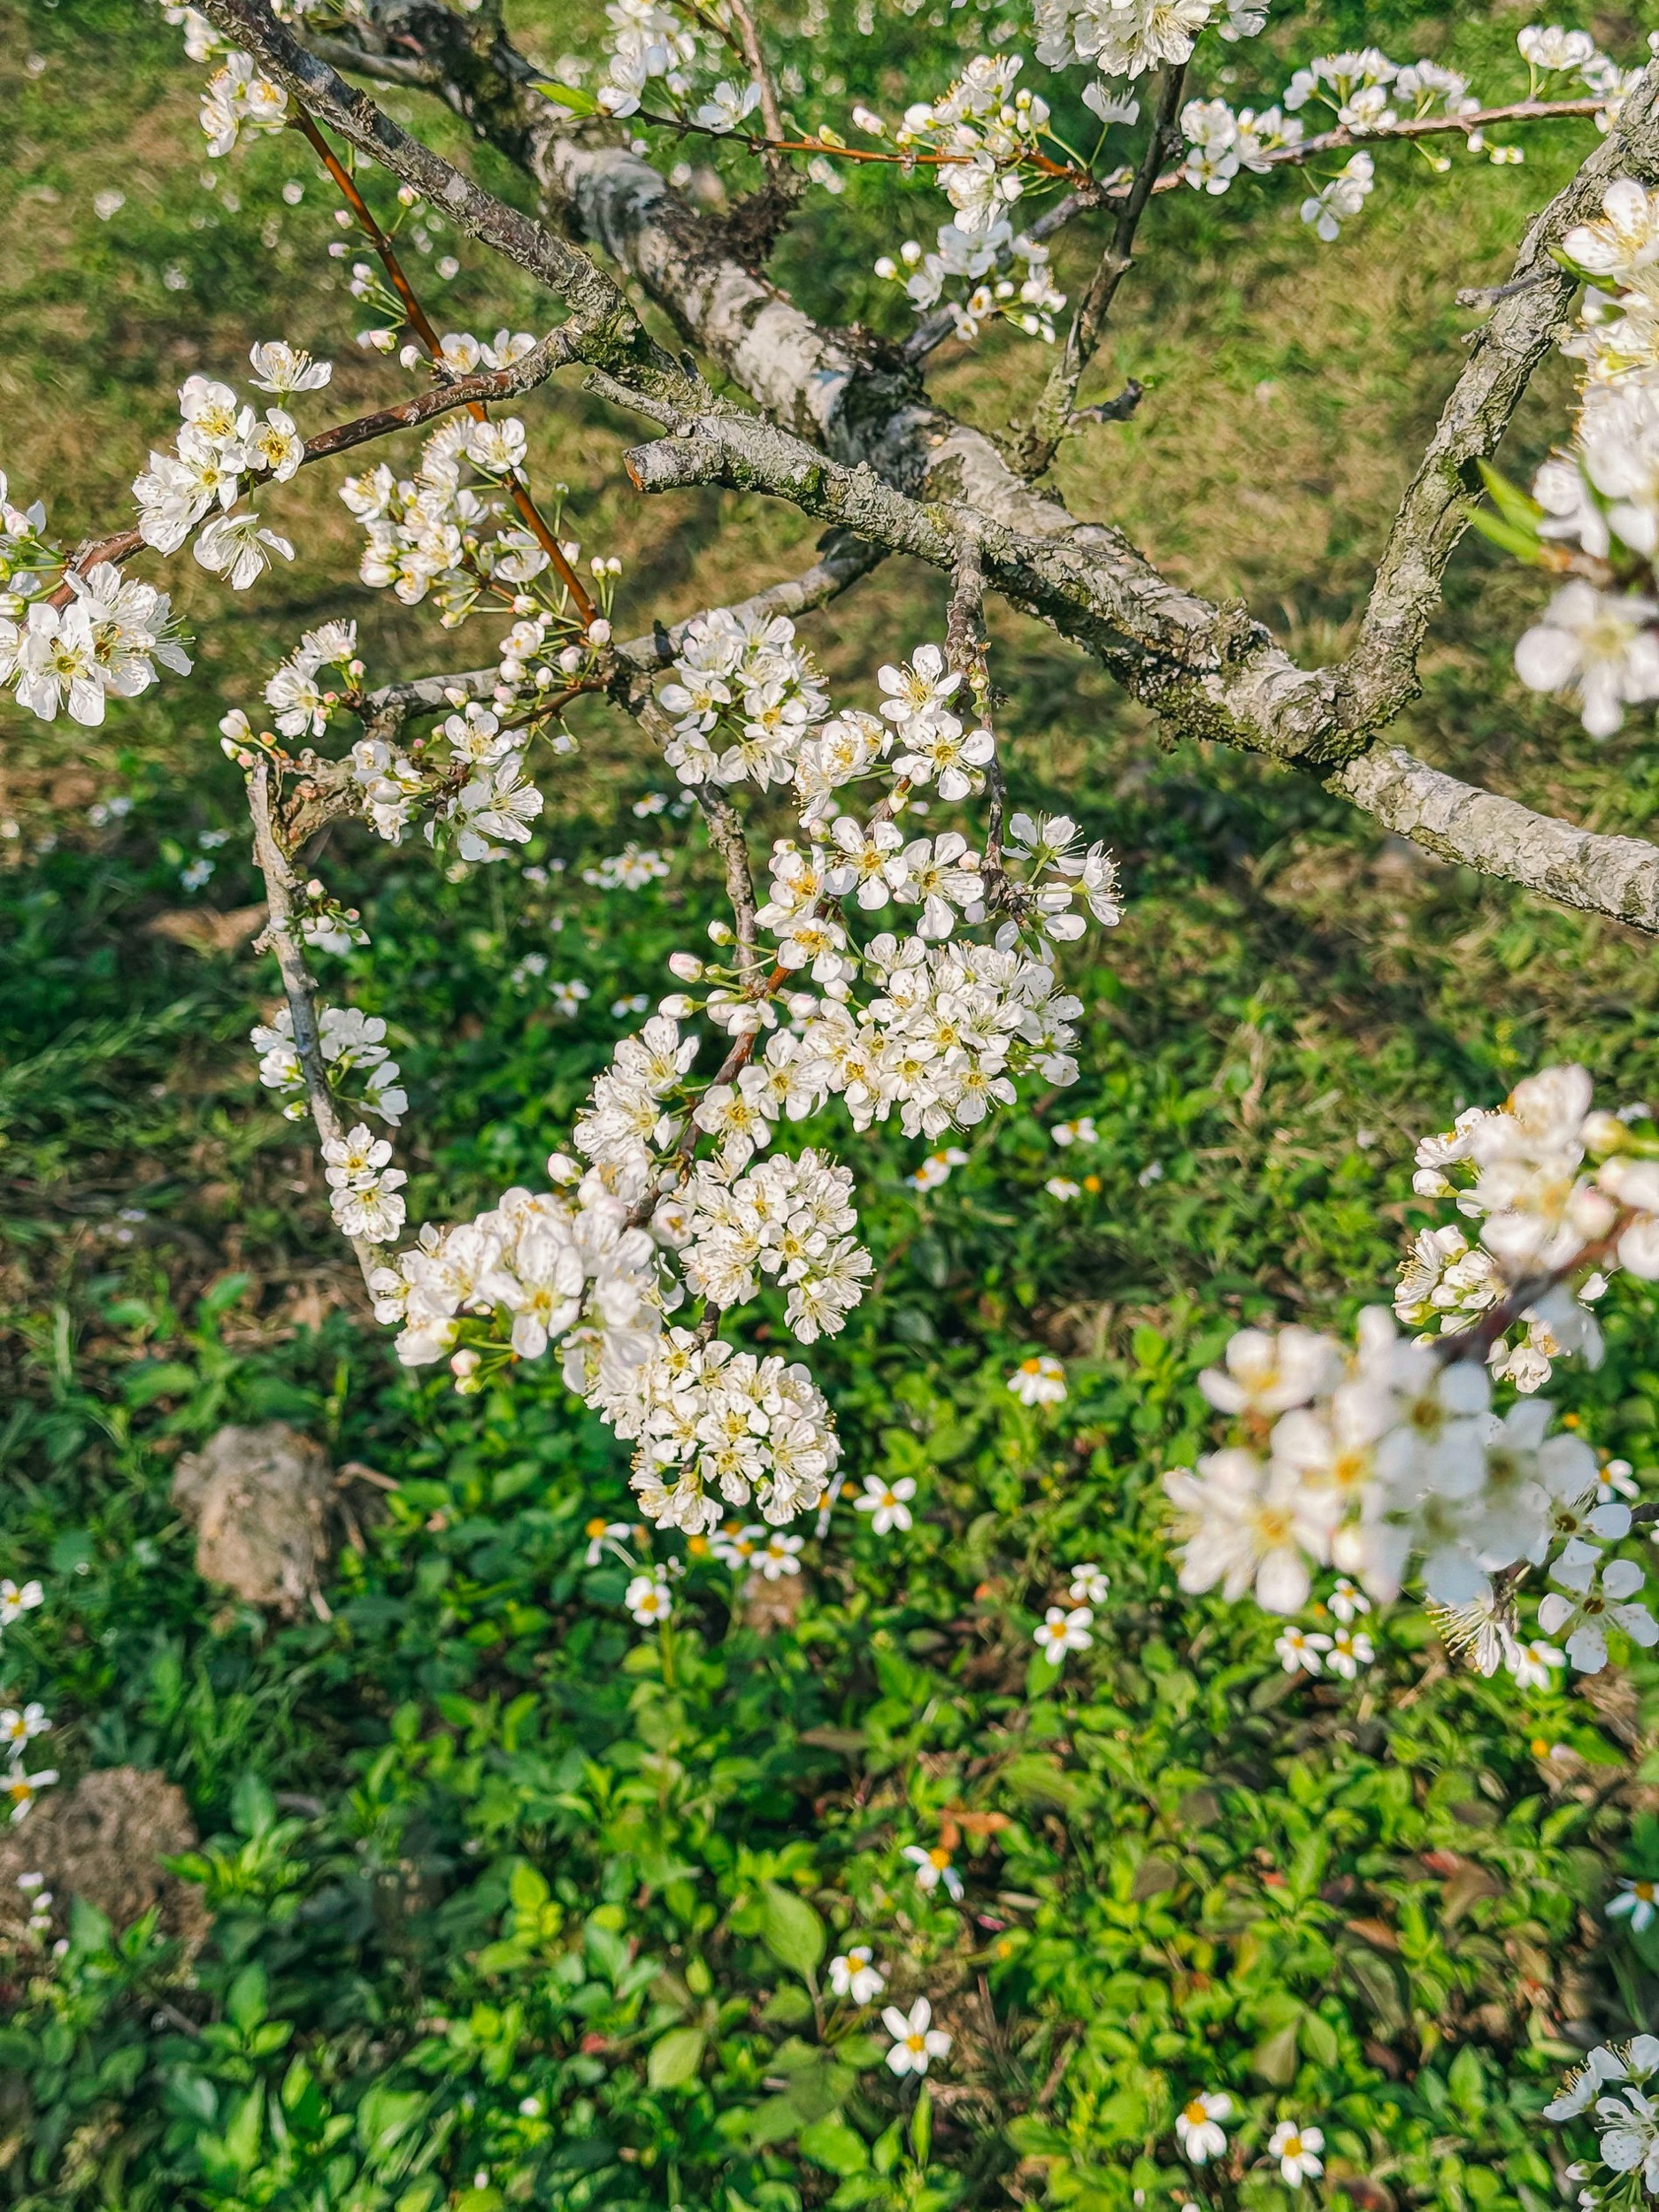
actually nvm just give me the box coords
[1547,2036,1659,2203]
[844,17,1648,350]
[250,1003,408,1125]
[0,557,192,731]
[134,342,333,594]
[588,0,736,124]
[199,48,290,156]
[324,1123,408,1243]
[1166,1064,1659,1677]
[1032,0,1261,85]
[341,417,551,625]
[600,1333,841,1533]
[371,1158,661,1365]
[676,1149,870,1342]
[262,619,362,741]
[1397,1064,1657,1389]
[659,606,831,788]
[1176,26,1632,240]
[889,55,1050,236]
[872,225,1066,347]
[1511,173,1659,736]
[1177,97,1304,195]
[856,56,1069,343]
[0,1575,54,1826]
[342,611,1118,1532]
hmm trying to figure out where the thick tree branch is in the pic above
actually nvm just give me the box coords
[274,11,1659,935]
[1327,748,1659,932]
[1346,71,1659,725]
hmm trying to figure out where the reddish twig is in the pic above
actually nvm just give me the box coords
[290,109,598,627]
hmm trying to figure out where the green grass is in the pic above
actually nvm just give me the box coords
[7,3,1659,2208]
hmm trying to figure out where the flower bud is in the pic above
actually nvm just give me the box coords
[658,992,695,1018]
[668,950,704,981]
[707,918,734,945]
[587,618,613,645]
[874,255,898,280]
[1583,1111,1630,1156]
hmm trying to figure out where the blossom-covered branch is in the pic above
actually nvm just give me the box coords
[302,2,1659,933]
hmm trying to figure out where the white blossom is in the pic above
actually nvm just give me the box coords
[1515,581,1659,738]
[194,510,295,591]
[829,1946,887,2002]
[200,51,289,156]
[1007,1353,1067,1406]
[1033,1603,1093,1663]
[883,1996,951,2077]
[1175,2092,1233,2164]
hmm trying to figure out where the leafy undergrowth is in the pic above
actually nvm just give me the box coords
[9,2,1659,2208]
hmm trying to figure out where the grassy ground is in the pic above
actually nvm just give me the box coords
[7,3,1659,2208]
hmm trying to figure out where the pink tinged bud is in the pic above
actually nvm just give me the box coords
[668,951,703,980]
[587,618,613,645]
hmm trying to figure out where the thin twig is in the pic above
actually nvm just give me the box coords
[1018,62,1186,474]
[288,108,598,627]
[725,0,787,146]
[1455,266,1560,308]
[695,784,763,981]
[246,760,379,1293]
[636,92,1609,206]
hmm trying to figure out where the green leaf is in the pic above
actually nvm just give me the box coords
[760,1983,815,2025]
[357,2085,429,2159]
[762,1882,826,1978]
[510,1861,550,1914]
[122,1361,197,1407]
[226,1961,267,2033]
[1476,459,1545,532]
[530,78,600,115]
[232,1771,276,1839]
[198,1270,251,1318]
[1249,2017,1300,2085]
[910,2084,933,2168]
[1462,503,1548,565]
[222,2082,265,2173]
[832,2033,887,2070]
[647,2025,707,2090]
[799,2114,871,2176]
